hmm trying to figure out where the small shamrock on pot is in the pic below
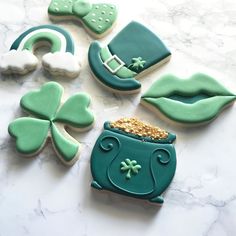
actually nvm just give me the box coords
[8,82,94,166]
[120,158,142,179]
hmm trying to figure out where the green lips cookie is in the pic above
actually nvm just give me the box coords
[141,73,236,126]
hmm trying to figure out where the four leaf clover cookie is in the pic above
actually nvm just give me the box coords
[8,82,94,166]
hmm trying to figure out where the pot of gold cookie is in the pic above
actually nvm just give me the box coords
[90,118,176,204]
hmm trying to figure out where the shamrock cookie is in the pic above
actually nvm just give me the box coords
[141,73,236,126]
[48,0,118,38]
[90,118,176,204]
[88,21,171,94]
[0,25,80,78]
[8,82,94,166]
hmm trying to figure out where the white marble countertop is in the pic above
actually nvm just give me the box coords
[1,0,236,235]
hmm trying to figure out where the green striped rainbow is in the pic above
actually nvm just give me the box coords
[0,25,80,78]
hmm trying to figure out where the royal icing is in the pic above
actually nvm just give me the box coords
[0,50,38,75]
[8,82,94,166]
[90,118,176,204]
[48,0,118,38]
[141,73,236,126]
[100,47,137,78]
[88,21,171,93]
[0,25,80,78]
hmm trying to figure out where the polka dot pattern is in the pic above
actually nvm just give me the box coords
[82,3,117,34]
[48,0,118,35]
[48,0,75,15]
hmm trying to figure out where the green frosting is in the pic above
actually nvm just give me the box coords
[10,25,75,54]
[88,21,171,93]
[20,82,63,120]
[100,47,137,78]
[128,57,146,73]
[120,159,141,180]
[48,0,118,36]
[8,118,50,155]
[88,42,141,92]
[54,93,94,128]
[48,0,75,16]
[108,21,171,72]
[23,32,62,53]
[90,122,176,204]
[141,73,236,125]
[51,123,79,162]
[81,3,117,34]
[9,82,94,165]
[168,94,209,104]
[72,0,92,17]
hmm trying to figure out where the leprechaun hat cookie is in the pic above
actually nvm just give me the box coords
[48,0,118,38]
[88,21,171,94]
[90,118,176,204]
[141,73,236,126]
[8,82,94,166]
[0,25,80,78]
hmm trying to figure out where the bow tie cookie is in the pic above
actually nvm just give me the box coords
[88,21,171,94]
[141,73,236,126]
[90,118,176,204]
[0,25,80,78]
[48,0,118,38]
[8,82,94,166]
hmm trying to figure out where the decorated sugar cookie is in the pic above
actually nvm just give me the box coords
[90,118,176,204]
[0,25,80,78]
[48,0,118,38]
[141,73,236,126]
[88,21,171,94]
[8,82,94,166]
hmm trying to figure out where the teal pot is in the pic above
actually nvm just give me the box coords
[90,122,177,204]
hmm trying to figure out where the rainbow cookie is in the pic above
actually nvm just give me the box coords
[90,118,176,204]
[88,21,171,94]
[8,82,94,166]
[0,25,80,78]
[141,73,236,126]
[48,0,118,38]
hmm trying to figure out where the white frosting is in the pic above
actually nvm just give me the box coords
[0,49,38,74]
[42,52,80,78]
[0,28,74,76]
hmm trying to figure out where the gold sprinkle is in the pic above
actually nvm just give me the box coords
[110,118,168,140]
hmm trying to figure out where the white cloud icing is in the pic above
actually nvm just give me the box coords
[0,49,38,74]
[42,52,80,78]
